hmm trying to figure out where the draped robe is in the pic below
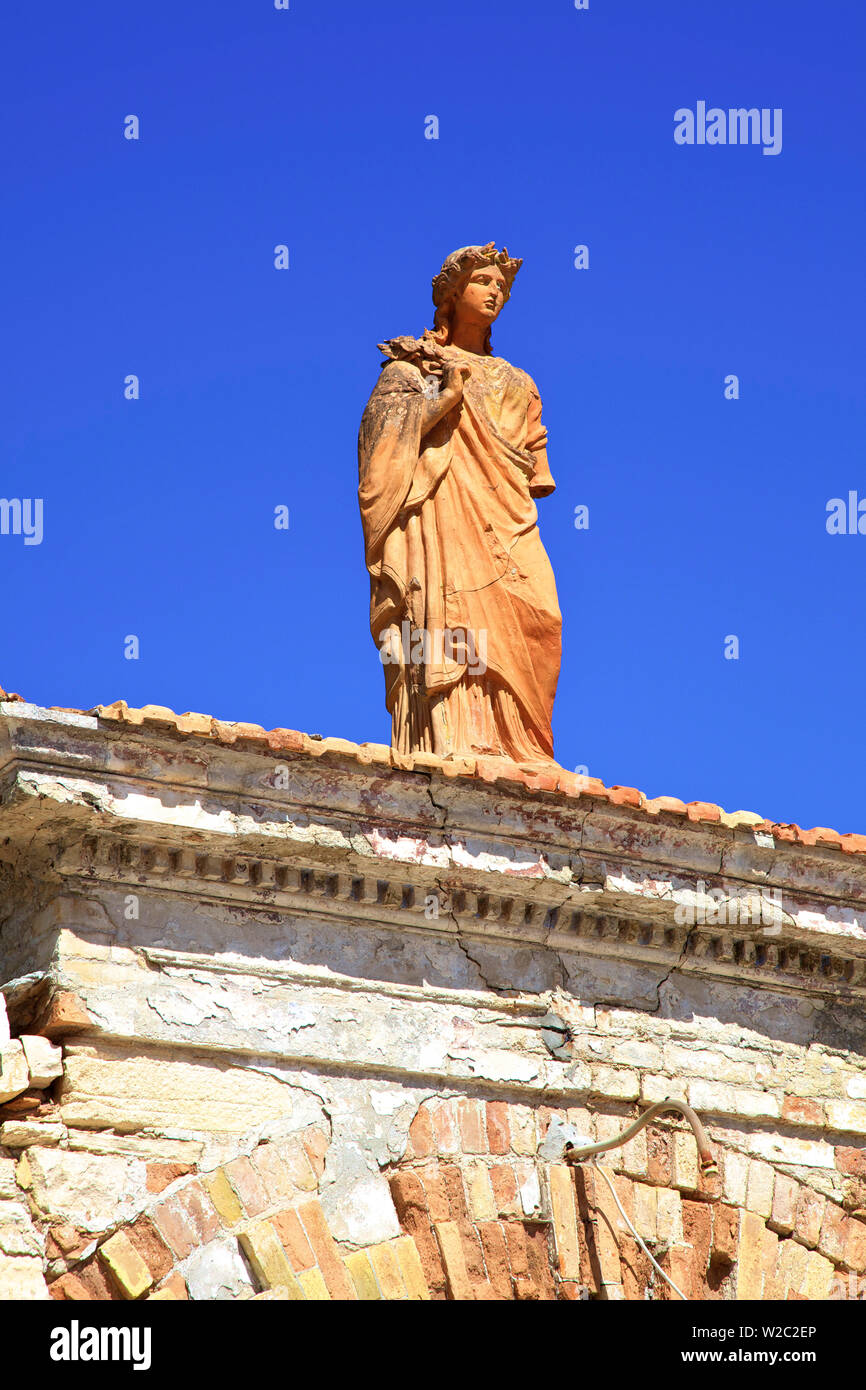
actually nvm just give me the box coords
[358,340,562,763]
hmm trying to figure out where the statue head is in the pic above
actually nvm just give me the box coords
[431,243,522,354]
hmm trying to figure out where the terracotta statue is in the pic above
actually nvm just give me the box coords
[358,243,562,765]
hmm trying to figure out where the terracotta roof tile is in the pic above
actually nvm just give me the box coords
[1,686,863,852]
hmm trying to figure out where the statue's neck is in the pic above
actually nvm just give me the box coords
[448,324,487,355]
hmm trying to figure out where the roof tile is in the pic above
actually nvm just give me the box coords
[2,684,863,853]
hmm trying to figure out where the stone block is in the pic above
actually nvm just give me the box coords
[0,1043,30,1104]
[19,1036,63,1089]
[591,1066,640,1101]
[0,1121,64,1149]
[0,1255,49,1300]
[827,1101,866,1136]
[745,1160,775,1219]
[671,1133,699,1192]
[185,1235,258,1301]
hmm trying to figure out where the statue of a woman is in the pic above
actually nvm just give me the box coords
[358,243,562,766]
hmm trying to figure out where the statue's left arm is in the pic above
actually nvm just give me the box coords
[524,376,556,499]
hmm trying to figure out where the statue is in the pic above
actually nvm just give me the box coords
[358,243,562,766]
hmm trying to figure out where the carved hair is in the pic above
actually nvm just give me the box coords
[431,243,522,355]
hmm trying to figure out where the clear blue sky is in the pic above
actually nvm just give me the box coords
[3,0,864,834]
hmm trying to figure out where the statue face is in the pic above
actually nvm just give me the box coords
[453,264,508,327]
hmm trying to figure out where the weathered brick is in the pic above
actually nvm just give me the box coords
[632,1183,657,1243]
[393,1234,430,1299]
[745,1160,775,1219]
[99,1229,154,1300]
[274,1137,317,1193]
[777,1238,809,1297]
[818,1203,849,1264]
[407,1106,434,1159]
[844,1217,866,1274]
[238,1220,302,1295]
[367,1241,407,1299]
[301,1125,329,1180]
[344,1249,381,1300]
[802,1249,835,1299]
[145,1162,194,1195]
[656,1187,684,1245]
[152,1194,198,1260]
[296,1200,357,1299]
[836,1146,866,1179]
[515,1160,542,1217]
[549,1164,582,1281]
[146,1271,188,1301]
[662,1246,692,1302]
[489,1162,519,1218]
[768,1174,799,1236]
[508,1105,536,1156]
[223,1156,269,1217]
[621,1129,648,1179]
[389,1169,427,1221]
[431,1100,460,1154]
[722,1149,750,1207]
[203,1168,244,1228]
[782,1096,825,1127]
[298,1267,330,1300]
[711,1204,739,1264]
[50,1256,121,1302]
[271,1209,315,1271]
[761,1226,783,1301]
[126,1215,173,1284]
[458,1099,487,1154]
[476,1221,512,1300]
[736,1210,766,1299]
[646,1126,672,1187]
[250,1143,297,1206]
[623,1232,659,1301]
[522,1222,557,1300]
[486,1101,510,1156]
[682,1200,712,1286]
[434,1220,474,1300]
[417,1165,450,1222]
[795,1186,826,1249]
[464,1160,496,1221]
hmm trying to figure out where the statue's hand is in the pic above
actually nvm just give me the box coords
[441,363,472,401]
